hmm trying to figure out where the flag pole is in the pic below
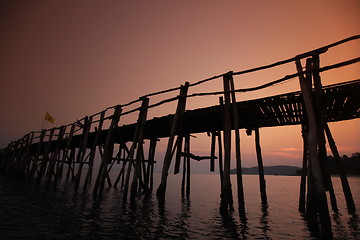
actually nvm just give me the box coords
[41,115,46,130]
[41,111,47,131]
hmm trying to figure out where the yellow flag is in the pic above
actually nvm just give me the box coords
[44,111,55,124]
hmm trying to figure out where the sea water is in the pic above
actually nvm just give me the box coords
[0,172,359,239]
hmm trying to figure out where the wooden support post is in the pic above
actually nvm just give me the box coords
[156,82,189,202]
[123,98,149,202]
[130,98,149,203]
[94,105,122,196]
[145,139,158,192]
[299,123,308,213]
[84,111,105,189]
[324,123,355,213]
[13,134,29,174]
[66,147,76,181]
[121,150,127,189]
[217,131,224,189]
[180,134,191,197]
[74,116,93,187]
[11,137,23,173]
[228,72,245,214]
[29,130,46,178]
[181,143,186,198]
[296,58,333,239]
[113,147,127,189]
[185,134,191,198]
[312,54,338,212]
[255,127,267,205]
[57,124,76,182]
[174,136,184,174]
[37,129,55,182]
[220,72,234,212]
[13,137,27,174]
[23,132,35,175]
[54,128,66,181]
[47,126,66,183]
[210,132,216,172]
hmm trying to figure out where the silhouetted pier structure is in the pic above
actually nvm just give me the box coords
[1,35,359,239]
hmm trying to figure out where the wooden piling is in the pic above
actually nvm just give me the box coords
[312,54,338,212]
[156,82,189,202]
[21,133,34,175]
[94,105,122,196]
[130,98,149,203]
[57,124,76,182]
[29,130,46,178]
[74,116,93,187]
[146,138,158,192]
[324,123,355,213]
[185,135,191,198]
[210,132,216,172]
[12,137,26,174]
[299,123,308,213]
[220,73,234,212]
[217,131,224,189]
[296,58,333,239]
[123,98,149,202]
[255,127,267,204]
[84,111,105,189]
[66,147,76,181]
[228,73,245,214]
[37,128,55,182]
[113,147,128,189]
[47,126,66,183]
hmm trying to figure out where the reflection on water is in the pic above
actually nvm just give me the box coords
[0,173,359,239]
[259,204,271,239]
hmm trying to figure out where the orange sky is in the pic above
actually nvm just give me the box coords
[0,1,359,170]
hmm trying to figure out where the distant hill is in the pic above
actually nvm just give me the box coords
[230,165,301,176]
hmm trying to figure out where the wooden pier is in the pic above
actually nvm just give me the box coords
[1,35,359,239]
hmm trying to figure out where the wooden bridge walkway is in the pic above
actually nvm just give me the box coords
[26,79,360,150]
[1,35,359,239]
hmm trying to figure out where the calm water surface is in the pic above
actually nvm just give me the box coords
[0,172,359,239]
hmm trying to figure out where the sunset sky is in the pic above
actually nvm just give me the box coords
[0,0,359,171]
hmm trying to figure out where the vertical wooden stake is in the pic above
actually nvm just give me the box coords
[296,58,332,239]
[324,123,355,213]
[23,132,34,175]
[130,98,149,203]
[94,105,122,196]
[228,73,245,214]
[185,134,191,198]
[37,128,55,182]
[57,124,76,182]
[146,138,158,192]
[29,130,46,178]
[217,130,224,189]
[84,111,105,189]
[299,123,308,213]
[312,54,338,212]
[66,147,76,181]
[47,126,66,183]
[123,98,149,202]
[255,127,267,204]
[220,72,234,212]
[181,145,186,198]
[74,116,93,187]
[174,137,184,175]
[156,82,189,202]
[210,132,216,172]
